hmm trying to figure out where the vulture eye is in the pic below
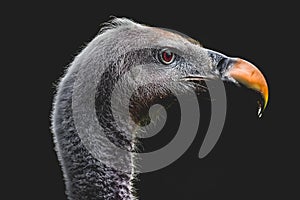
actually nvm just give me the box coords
[159,49,175,65]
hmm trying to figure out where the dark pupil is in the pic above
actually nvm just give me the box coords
[162,51,173,62]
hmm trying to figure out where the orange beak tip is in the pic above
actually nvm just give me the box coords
[228,58,269,117]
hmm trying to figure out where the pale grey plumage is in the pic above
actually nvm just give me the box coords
[52,17,224,200]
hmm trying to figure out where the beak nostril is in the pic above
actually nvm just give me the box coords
[216,58,227,72]
[216,58,236,75]
[207,50,235,75]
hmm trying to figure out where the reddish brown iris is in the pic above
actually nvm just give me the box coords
[160,49,175,64]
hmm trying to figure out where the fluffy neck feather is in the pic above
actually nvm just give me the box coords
[52,69,135,200]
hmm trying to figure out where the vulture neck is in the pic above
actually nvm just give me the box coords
[53,71,135,200]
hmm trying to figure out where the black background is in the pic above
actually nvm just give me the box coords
[2,1,299,199]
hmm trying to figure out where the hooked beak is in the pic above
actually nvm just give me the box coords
[183,50,269,117]
[211,50,268,117]
[227,58,268,113]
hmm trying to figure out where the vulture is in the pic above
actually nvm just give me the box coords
[51,18,268,200]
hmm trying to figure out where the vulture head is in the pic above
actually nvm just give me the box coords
[52,18,268,199]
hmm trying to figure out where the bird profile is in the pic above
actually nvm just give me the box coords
[51,17,268,200]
